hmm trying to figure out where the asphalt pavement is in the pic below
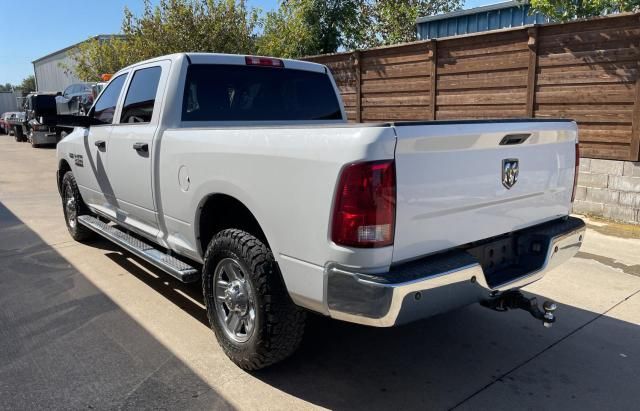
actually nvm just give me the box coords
[1,135,639,410]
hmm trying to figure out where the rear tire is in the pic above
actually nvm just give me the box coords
[202,229,306,370]
[61,171,95,242]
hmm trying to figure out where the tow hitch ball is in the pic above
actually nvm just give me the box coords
[481,291,558,328]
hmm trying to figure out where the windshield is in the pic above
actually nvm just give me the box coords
[182,64,342,122]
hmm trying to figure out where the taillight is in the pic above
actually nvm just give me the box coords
[245,56,284,68]
[331,160,396,248]
[571,143,580,202]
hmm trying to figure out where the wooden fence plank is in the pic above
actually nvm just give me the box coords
[362,78,431,93]
[303,12,640,161]
[632,60,640,161]
[526,27,539,117]
[430,40,437,120]
[353,51,362,123]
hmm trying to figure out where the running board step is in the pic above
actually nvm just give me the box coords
[78,215,200,283]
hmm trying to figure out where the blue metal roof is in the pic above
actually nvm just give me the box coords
[417,1,550,40]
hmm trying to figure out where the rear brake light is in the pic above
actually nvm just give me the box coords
[245,56,284,68]
[332,160,396,248]
[571,143,580,202]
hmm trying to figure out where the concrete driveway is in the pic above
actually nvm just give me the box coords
[1,135,639,410]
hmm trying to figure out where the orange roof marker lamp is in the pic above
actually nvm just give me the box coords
[100,73,113,82]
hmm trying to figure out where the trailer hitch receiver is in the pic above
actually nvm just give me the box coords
[481,290,557,328]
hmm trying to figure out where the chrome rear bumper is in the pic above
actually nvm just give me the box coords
[326,217,585,327]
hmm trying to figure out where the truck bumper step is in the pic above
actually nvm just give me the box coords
[326,216,585,327]
[78,215,200,283]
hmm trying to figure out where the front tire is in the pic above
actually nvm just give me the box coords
[61,171,95,241]
[202,229,306,370]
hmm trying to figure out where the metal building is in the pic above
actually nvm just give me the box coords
[0,91,19,114]
[32,35,121,93]
[417,1,550,40]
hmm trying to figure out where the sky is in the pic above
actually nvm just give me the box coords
[0,0,495,85]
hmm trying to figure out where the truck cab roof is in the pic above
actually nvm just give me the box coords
[114,53,327,77]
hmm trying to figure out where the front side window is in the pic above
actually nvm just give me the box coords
[120,66,161,124]
[92,74,127,124]
[182,64,342,122]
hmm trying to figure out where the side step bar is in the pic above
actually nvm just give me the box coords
[78,215,200,283]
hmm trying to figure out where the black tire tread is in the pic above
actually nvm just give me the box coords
[61,171,95,242]
[203,229,306,370]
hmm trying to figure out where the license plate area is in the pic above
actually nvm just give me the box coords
[466,232,550,289]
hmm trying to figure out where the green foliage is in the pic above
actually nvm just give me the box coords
[529,0,640,22]
[257,0,360,57]
[361,0,463,48]
[19,75,36,93]
[122,0,259,60]
[258,0,463,57]
[69,0,260,81]
[64,37,131,82]
[0,83,13,92]
[68,0,462,77]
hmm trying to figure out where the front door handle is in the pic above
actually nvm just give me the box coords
[94,140,106,150]
[133,142,148,153]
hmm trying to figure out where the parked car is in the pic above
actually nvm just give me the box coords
[0,112,13,134]
[5,111,26,141]
[54,53,584,370]
[55,82,104,115]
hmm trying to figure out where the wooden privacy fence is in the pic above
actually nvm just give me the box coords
[304,13,640,162]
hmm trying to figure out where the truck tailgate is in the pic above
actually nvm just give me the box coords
[392,120,577,263]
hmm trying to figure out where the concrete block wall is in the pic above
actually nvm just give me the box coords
[573,159,640,224]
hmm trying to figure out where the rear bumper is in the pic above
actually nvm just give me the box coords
[326,216,585,327]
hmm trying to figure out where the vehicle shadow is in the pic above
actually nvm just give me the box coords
[255,301,639,410]
[100,239,640,410]
[0,202,232,410]
[103,249,209,326]
[34,143,57,149]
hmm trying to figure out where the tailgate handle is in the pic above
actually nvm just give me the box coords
[500,134,531,145]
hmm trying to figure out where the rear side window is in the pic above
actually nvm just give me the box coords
[92,74,127,124]
[182,64,342,121]
[121,66,162,124]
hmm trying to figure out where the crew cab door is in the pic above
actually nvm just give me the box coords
[74,73,128,215]
[106,61,169,238]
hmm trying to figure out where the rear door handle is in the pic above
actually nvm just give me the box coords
[133,142,148,152]
[94,140,106,150]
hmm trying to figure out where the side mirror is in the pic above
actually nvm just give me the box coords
[56,92,62,96]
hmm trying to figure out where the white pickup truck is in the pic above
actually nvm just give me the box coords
[55,53,585,370]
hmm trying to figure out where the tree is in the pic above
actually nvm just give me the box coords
[0,83,13,92]
[528,0,640,22]
[69,0,260,81]
[121,0,259,60]
[66,36,131,82]
[257,0,361,57]
[69,0,462,77]
[257,0,463,58]
[19,75,36,93]
[358,0,463,48]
